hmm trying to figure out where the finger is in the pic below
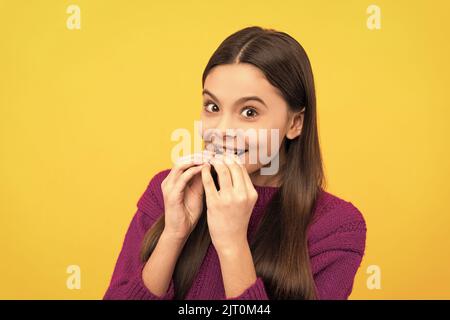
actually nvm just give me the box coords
[187,169,204,197]
[172,163,208,195]
[175,151,213,166]
[222,153,246,194]
[201,163,218,201]
[167,152,213,184]
[165,157,199,188]
[209,155,233,192]
[234,153,255,193]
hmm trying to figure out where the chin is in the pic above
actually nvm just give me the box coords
[243,163,262,175]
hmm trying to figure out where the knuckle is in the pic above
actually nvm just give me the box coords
[234,193,247,204]
[249,189,258,202]
[174,159,188,169]
[162,181,172,191]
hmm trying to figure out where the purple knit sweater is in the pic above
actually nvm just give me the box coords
[103,169,366,300]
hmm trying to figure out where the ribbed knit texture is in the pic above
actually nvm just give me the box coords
[103,169,366,300]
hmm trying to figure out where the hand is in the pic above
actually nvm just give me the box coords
[161,151,213,241]
[201,153,258,253]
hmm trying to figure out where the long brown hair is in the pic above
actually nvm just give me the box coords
[140,26,326,299]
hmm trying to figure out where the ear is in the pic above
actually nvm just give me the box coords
[286,108,305,139]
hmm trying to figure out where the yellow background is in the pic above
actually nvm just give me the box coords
[1,0,449,299]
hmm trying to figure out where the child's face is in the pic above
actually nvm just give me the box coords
[200,63,303,178]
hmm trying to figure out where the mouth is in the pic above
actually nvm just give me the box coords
[211,144,248,157]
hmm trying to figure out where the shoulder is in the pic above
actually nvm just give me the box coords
[136,168,171,219]
[308,189,367,255]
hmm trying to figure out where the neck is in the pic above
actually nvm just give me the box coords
[250,170,282,187]
[249,146,287,188]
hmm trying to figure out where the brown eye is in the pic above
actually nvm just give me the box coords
[204,103,219,112]
[241,107,258,118]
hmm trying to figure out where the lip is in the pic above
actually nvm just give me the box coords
[210,144,248,156]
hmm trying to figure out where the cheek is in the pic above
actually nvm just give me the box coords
[240,128,283,171]
[199,119,216,142]
[255,128,283,157]
[243,162,260,175]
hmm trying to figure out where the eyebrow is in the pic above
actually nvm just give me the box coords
[202,89,268,109]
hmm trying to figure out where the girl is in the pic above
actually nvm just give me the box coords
[104,26,366,300]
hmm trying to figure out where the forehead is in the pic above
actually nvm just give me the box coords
[203,63,282,102]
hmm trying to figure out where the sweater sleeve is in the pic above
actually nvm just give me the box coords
[224,276,270,300]
[224,201,366,301]
[309,202,367,300]
[103,169,175,300]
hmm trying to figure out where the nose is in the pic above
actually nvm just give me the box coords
[205,114,238,143]
[217,113,237,136]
